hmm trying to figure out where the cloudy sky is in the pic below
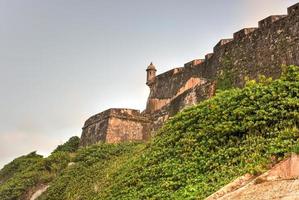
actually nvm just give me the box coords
[0,0,298,168]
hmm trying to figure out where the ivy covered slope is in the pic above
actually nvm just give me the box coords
[0,136,80,200]
[39,142,144,200]
[0,136,142,200]
[38,65,299,200]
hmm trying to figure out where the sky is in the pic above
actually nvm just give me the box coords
[0,0,298,168]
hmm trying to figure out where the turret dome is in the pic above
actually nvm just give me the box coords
[147,62,157,71]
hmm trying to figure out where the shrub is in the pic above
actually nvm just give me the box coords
[52,136,80,153]
[0,152,45,200]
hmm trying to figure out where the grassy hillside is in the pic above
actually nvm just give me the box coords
[0,65,298,200]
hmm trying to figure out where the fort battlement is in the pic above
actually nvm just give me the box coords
[147,2,298,96]
[233,28,258,40]
[80,3,299,146]
[144,2,299,131]
[83,108,148,129]
[288,3,299,14]
[80,108,151,146]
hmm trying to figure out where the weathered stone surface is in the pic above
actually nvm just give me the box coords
[80,109,151,146]
[258,15,287,28]
[146,98,171,114]
[213,39,234,52]
[184,59,205,68]
[206,9,299,87]
[288,3,299,15]
[105,116,150,143]
[233,28,258,40]
[30,185,49,200]
[206,174,255,200]
[206,154,299,200]
[205,53,214,60]
[148,81,216,133]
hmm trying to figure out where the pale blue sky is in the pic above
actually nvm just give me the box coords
[0,0,298,167]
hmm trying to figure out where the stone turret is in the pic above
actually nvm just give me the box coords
[146,62,157,86]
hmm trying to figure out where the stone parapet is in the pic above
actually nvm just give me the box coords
[80,108,151,146]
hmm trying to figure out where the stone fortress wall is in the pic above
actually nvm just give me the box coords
[80,3,299,146]
[80,109,151,146]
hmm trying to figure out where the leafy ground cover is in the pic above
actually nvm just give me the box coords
[0,137,79,200]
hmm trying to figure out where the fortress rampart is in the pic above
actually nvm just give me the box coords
[80,3,299,146]
[80,109,151,146]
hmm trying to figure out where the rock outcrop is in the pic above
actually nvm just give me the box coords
[206,154,299,200]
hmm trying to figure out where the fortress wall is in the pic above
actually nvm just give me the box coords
[105,116,150,143]
[146,65,207,113]
[145,98,171,114]
[167,81,216,116]
[148,63,208,100]
[146,4,299,115]
[80,110,110,146]
[80,117,109,146]
[149,81,216,133]
[149,67,185,99]
[144,4,299,133]
[151,4,299,95]
[202,9,299,88]
[80,3,299,145]
[80,109,151,146]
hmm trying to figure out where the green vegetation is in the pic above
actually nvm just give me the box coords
[0,139,73,200]
[0,65,298,200]
[216,56,235,90]
[0,152,46,200]
[52,136,80,153]
[39,142,143,200]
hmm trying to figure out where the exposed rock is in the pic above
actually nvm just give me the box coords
[205,174,256,200]
[206,154,299,200]
[29,185,48,200]
[68,162,75,167]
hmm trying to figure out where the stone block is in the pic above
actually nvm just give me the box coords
[233,28,258,40]
[184,59,204,68]
[213,39,233,52]
[288,3,299,15]
[205,53,214,60]
[258,15,287,28]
